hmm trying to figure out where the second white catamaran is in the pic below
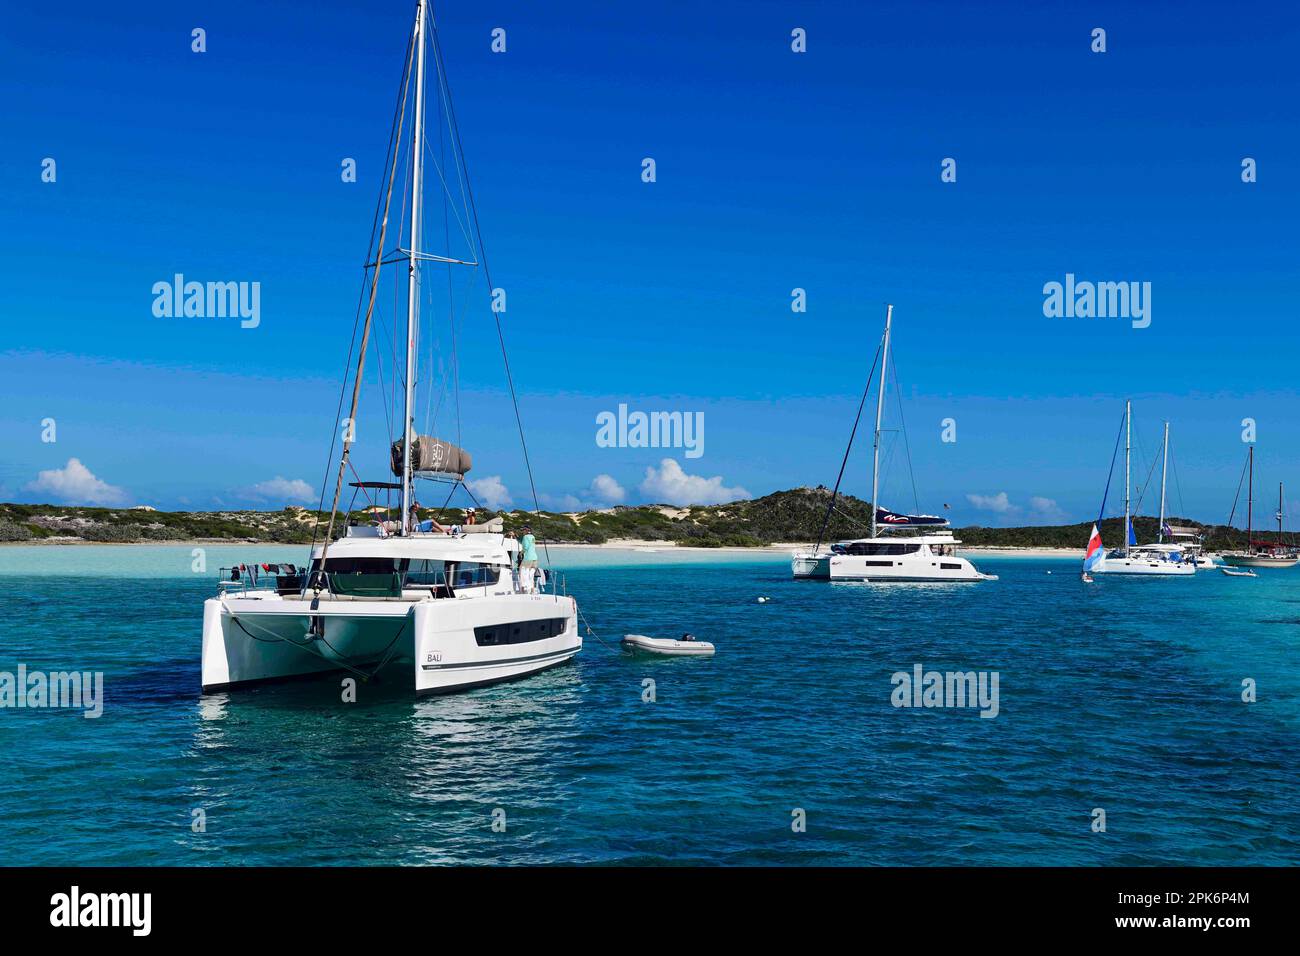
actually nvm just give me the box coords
[792,305,995,583]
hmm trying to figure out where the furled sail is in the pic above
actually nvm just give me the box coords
[391,435,472,476]
[875,507,948,527]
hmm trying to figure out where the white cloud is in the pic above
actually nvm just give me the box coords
[639,459,749,506]
[467,475,512,510]
[25,458,129,506]
[1029,496,1067,522]
[245,477,316,504]
[966,491,1014,514]
[589,473,626,504]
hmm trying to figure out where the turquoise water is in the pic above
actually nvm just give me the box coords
[0,544,1296,865]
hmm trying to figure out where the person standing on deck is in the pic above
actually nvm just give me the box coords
[519,524,539,592]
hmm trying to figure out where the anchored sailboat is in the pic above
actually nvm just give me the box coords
[201,0,581,695]
[1085,402,1195,576]
[792,305,995,583]
[1221,447,1299,569]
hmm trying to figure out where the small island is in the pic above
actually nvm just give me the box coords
[0,487,1266,553]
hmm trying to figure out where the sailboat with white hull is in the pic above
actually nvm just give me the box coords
[201,0,580,695]
[1084,402,1195,576]
[791,305,995,583]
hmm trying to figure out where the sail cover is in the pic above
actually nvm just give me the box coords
[875,507,948,527]
[390,436,472,477]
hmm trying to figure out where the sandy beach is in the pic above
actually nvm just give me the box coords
[0,537,1085,558]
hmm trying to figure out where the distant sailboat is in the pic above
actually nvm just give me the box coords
[1220,447,1299,569]
[792,304,995,583]
[1086,402,1195,576]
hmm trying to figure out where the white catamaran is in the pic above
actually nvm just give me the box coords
[1083,402,1195,576]
[791,305,995,583]
[201,0,580,695]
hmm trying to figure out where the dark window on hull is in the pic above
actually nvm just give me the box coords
[940,562,962,570]
[475,617,568,647]
[838,542,922,556]
[310,557,399,575]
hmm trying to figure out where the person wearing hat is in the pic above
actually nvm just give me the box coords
[519,524,539,592]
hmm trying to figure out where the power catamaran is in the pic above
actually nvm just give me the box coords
[1083,402,1195,576]
[1221,447,1299,569]
[791,305,994,583]
[202,0,580,695]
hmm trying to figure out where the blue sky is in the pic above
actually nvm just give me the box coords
[2,0,1297,526]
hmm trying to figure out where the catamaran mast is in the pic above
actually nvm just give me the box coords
[401,0,427,536]
[869,304,893,539]
[1124,399,1131,558]
[1157,420,1169,542]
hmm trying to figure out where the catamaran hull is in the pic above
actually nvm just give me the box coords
[412,594,580,694]
[791,553,831,579]
[825,555,993,582]
[202,593,580,694]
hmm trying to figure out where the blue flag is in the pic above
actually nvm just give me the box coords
[1127,518,1137,546]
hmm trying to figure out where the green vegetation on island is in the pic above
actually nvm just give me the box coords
[0,487,1276,551]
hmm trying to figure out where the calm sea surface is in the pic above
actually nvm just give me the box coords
[0,544,1296,865]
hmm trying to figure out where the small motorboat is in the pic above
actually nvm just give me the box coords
[1219,567,1257,578]
[1081,572,1094,583]
[622,633,715,657]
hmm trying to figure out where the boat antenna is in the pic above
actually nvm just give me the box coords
[869,304,893,538]
[813,335,884,552]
